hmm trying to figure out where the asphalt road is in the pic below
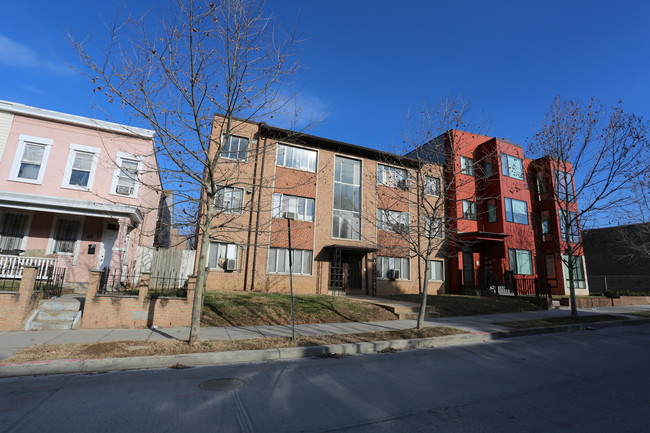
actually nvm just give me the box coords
[2,324,649,433]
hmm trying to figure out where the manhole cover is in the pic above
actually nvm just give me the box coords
[199,378,244,392]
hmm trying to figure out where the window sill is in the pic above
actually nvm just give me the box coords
[8,177,43,185]
[277,165,316,174]
[108,191,138,199]
[61,184,91,192]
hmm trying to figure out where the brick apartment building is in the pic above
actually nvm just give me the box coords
[198,117,446,296]
[413,130,588,296]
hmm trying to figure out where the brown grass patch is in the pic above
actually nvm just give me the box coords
[5,327,466,363]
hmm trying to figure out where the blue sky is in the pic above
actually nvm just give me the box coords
[1,0,649,153]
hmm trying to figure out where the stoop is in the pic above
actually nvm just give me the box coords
[26,297,82,331]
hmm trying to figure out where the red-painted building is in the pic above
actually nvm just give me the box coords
[419,130,588,296]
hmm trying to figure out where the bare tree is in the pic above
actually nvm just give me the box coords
[530,97,650,317]
[370,98,494,329]
[71,0,302,343]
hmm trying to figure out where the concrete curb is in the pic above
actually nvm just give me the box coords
[1,317,649,378]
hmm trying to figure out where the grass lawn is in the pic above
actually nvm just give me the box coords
[5,327,466,363]
[496,314,627,329]
[201,291,398,326]
[383,294,547,317]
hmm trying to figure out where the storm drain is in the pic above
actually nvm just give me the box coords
[199,378,244,392]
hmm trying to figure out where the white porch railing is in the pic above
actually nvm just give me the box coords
[0,255,58,279]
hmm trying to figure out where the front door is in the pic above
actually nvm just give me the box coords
[342,252,363,293]
[462,250,475,286]
[98,224,118,270]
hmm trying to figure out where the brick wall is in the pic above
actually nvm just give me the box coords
[0,267,43,331]
[81,270,196,329]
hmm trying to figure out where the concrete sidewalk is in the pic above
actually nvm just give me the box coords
[2,304,650,362]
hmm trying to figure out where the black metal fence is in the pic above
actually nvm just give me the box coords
[98,269,188,298]
[35,266,66,299]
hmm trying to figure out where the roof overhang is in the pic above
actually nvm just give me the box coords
[0,191,143,224]
[458,231,509,242]
[323,244,379,253]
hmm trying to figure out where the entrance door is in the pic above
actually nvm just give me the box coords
[98,224,118,270]
[342,253,362,293]
[462,250,475,286]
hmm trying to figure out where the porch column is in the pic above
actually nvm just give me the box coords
[109,218,130,278]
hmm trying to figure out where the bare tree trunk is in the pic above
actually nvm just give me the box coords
[417,259,430,329]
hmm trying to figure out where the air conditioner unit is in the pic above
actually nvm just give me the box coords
[397,179,408,190]
[395,223,406,232]
[224,258,237,271]
[116,185,134,195]
[282,211,297,220]
[387,269,400,281]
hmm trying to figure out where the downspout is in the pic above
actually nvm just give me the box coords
[243,133,262,291]
[249,136,268,291]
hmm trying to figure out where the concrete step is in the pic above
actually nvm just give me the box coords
[36,310,79,322]
[397,312,441,320]
[39,299,80,311]
[28,320,76,331]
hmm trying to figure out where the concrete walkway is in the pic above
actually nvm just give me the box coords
[2,304,649,361]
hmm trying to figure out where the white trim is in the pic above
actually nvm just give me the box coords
[428,259,445,281]
[8,134,53,185]
[109,152,143,199]
[61,143,102,191]
[0,100,155,138]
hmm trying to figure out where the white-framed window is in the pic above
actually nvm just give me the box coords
[216,186,244,214]
[462,200,477,220]
[9,135,53,184]
[377,209,409,232]
[428,260,444,281]
[508,248,533,275]
[559,209,580,243]
[483,160,493,178]
[425,216,443,238]
[50,217,82,255]
[208,242,238,271]
[505,198,528,224]
[333,156,361,240]
[267,248,313,275]
[376,256,410,280]
[487,200,497,223]
[62,144,101,190]
[276,144,317,172]
[460,156,474,176]
[562,254,586,288]
[110,153,142,198]
[424,175,441,196]
[272,194,315,221]
[0,212,30,251]
[554,169,575,202]
[501,154,524,180]
[377,164,408,189]
[220,135,249,161]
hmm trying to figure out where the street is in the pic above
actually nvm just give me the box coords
[2,324,649,432]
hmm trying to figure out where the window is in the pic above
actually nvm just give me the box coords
[505,198,528,224]
[501,154,524,180]
[220,135,249,161]
[425,216,443,238]
[487,200,497,223]
[216,187,244,213]
[428,260,444,281]
[377,209,409,232]
[276,144,317,172]
[462,200,477,220]
[267,248,313,275]
[0,213,29,251]
[272,194,315,221]
[52,218,81,254]
[559,210,580,243]
[63,144,100,190]
[376,256,410,280]
[554,170,575,202]
[562,255,586,288]
[333,156,361,240]
[460,156,474,176]
[483,160,493,178]
[541,212,551,237]
[111,153,141,197]
[424,175,441,196]
[536,174,546,199]
[208,242,238,270]
[508,249,533,275]
[545,255,556,278]
[377,164,408,189]
[10,135,52,184]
